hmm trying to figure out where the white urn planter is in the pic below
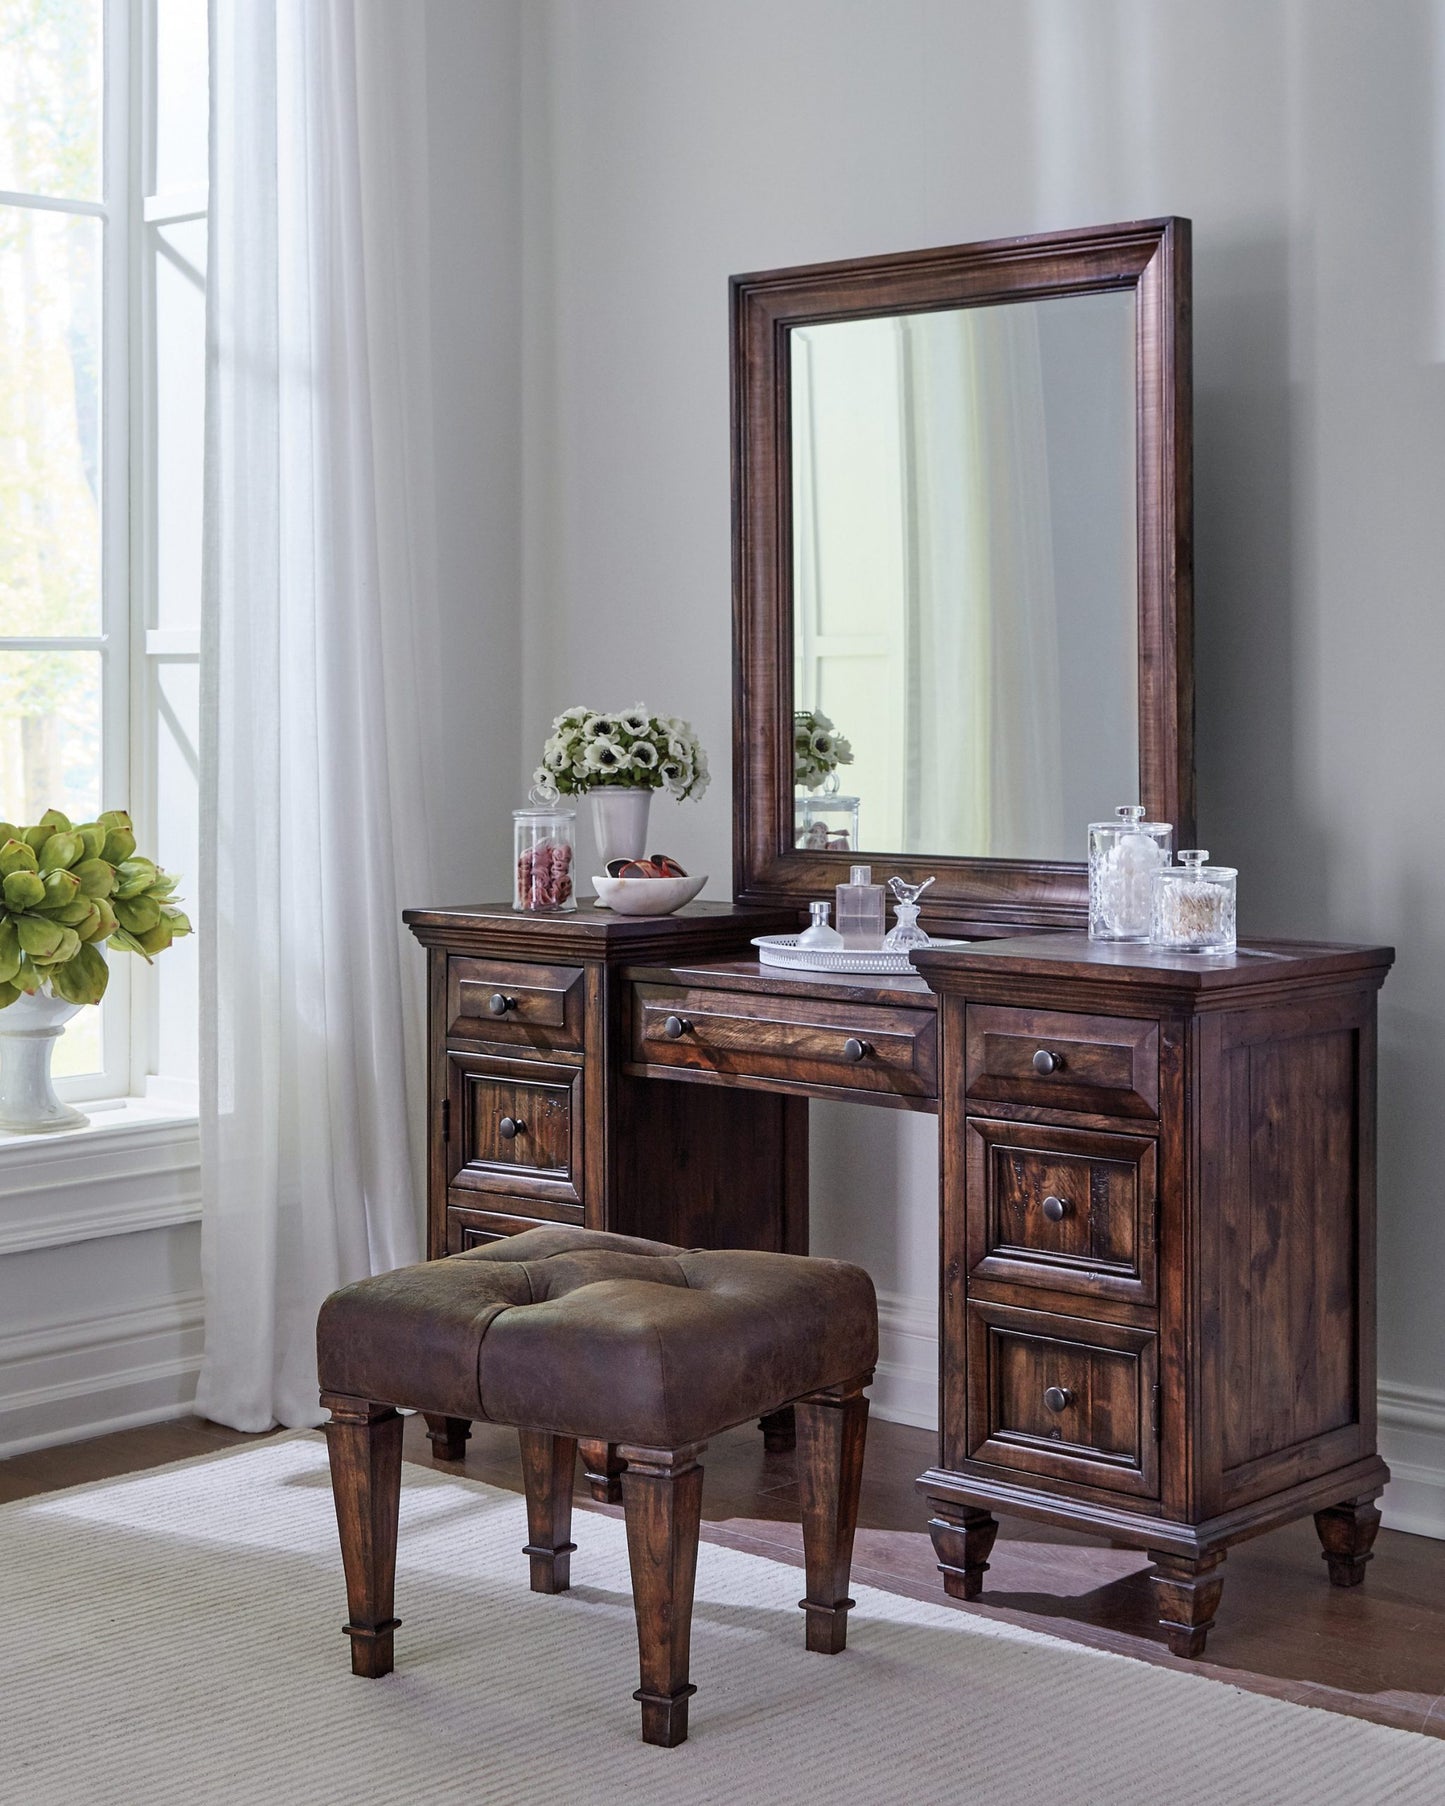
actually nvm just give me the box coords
[589,786,652,871]
[0,987,88,1134]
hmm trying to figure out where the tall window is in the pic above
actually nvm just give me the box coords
[0,0,204,1109]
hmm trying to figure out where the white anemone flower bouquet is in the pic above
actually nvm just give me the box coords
[533,705,710,802]
[794,709,853,790]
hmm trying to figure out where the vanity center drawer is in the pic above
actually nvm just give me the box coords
[965,1004,1159,1120]
[630,981,937,1102]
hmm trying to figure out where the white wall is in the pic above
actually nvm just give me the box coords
[518,0,1445,1531]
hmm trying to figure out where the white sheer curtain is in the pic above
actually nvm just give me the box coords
[197,1,441,1430]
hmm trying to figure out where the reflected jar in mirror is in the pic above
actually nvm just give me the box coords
[1151,849,1237,954]
[1088,806,1172,942]
[795,785,860,853]
[513,801,576,913]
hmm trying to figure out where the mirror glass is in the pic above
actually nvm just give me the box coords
[791,289,1138,864]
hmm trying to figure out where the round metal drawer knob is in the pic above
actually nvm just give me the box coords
[1043,1385,1073,1414]
[1041,1195,1069,1223]
[498,1116,524,1140]
[1032,1048,1062,1075]
[488,993,517,1016]
[842,1037,872,1063]
[663,1014,691,1040]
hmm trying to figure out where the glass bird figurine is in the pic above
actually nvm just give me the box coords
[882,875,935,952]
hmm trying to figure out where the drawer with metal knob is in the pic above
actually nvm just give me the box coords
[628,980,937,1104]
[964,1003,1160,1121]
[961,1299,1160,1500]
[965,1117,1158,1307]
[443,1050,583,1207]
[446,956,586,1053]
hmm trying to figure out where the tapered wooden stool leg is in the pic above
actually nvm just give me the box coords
[1149,1548,1227,1658]
[579,1437,626,1503]
[795,1377,870,1653]
[618,1443,706,1747]
[926,1500,999,1602]
[421,1413,471,1461]
[519,1429,578,1593]
[1314,1495,1383,1587]
[321,1393,404,1678]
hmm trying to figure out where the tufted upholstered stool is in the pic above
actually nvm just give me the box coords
[316,1224,878,1747]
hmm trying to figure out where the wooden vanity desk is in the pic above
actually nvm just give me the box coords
[403,901,1392,1656]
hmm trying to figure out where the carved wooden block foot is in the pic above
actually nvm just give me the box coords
[760,1404,797,1453]
[1314,1495,1382,1587]
[632,1684,697,1748]
[422,1413,471,1462]
[579,1436,626,1503]
[619,1442,706,1747]
[795,1376,869,1653]
[322,1393,404,1679]
[927,1502,999,1602]
[1150,1549,1226,1658]
[519,1429,578,1594]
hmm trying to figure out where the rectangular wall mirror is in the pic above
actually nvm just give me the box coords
[732,218,1194,936]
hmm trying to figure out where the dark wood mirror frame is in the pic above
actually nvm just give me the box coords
[730,216,1194,938]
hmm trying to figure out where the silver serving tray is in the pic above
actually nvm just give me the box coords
[750,933,969,975]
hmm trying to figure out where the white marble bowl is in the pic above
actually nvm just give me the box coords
[591,873,707,915]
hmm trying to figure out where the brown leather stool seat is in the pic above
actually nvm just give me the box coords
[316,1225,878,1747]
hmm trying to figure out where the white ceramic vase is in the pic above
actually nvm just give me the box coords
[0,986,88,1134]
[589,785,653,871]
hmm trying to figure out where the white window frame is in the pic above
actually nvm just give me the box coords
[0,0,134,1103]
[0,0,204,1128]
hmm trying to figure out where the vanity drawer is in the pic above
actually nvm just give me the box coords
[966,1118,1157,1307]
[447,956,586,1052]
[445,1052,583,1206]
[445,1198,583,1253]
[964,1301,1159,1499]
[629,981,936,1102]
[965,1005,1159,1120]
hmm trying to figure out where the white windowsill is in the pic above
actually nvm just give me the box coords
[0,1095,198,1156]
[0,1100,202,1256]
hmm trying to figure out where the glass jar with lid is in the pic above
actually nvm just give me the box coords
[1088,805,1172,941]
[795,775,861,854]
[513,796,577,912]
[1150,849,1237,954]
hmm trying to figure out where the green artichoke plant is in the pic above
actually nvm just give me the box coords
[0,809,191,1010]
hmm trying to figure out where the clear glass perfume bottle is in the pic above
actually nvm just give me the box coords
[883,875,934,952]
[835,864,886,949]
[796,899,844,948]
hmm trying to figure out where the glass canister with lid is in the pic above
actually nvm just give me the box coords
[1151,849,1237,954]
[1088,806,1172,941]
[513,795,577,912]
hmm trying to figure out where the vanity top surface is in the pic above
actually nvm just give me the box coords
[913,931,1395,993]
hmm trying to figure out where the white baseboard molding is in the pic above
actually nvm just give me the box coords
[0,1293,204,1459]
[1378,1381,1445,1540]
[868,1289,938,1432]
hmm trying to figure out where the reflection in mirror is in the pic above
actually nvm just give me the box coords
[791,290,1138,864]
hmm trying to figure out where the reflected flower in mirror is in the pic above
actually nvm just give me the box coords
[793,709,853,790]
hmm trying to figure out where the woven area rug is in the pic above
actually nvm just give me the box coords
[8,1436,1444,1805]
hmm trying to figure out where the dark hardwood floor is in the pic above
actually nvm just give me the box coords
[5,1410,1443,1740]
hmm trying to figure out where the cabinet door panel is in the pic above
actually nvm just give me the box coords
[967,1118,1156,1306]
[445,1052,583,1207]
